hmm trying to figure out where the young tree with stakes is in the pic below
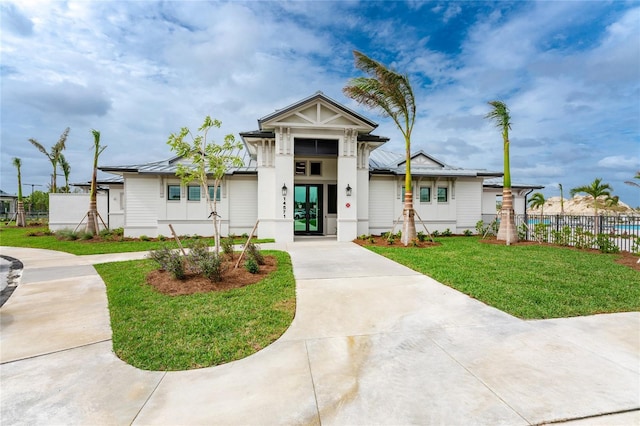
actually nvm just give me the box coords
[87,130,107,235]
[343,50,417,245]
[28,127,69,193]
[167,116,244,253]
[485,100,518,244]
[12,157,26,227]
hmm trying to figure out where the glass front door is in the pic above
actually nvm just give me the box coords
[294,184,323,234]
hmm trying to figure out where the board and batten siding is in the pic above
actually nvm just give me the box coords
[455,179,482,230]
[229,177,258,234]
[369,178,395,233]
[125,176,158,230]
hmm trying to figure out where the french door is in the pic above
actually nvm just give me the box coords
[294,184,323,235]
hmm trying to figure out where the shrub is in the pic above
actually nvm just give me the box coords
[368,236,375,244]
[56,229,78,241]
[221,238,234,259]
[386,233,395,245]
[442,228,452,237]
[241,233,249,239]
[552,226,572,246]
[140,235,150,241]
[245,257,259,274]
[198,251,225,282]
[632,237,640,255]
[79,231,94,240]
[417,231,427,242]
[533,223,549,243]
[596,234,620,254]
[99,229,112,239]
[463,229,473,237]
[431,230,440,237]
[573,227,595,250]
[247,242,265,265]
[517,223,527,241]
[158,234,166,241]
[112,227,124,237]
[148,245,185,280]
[475,220,486,235]
[410,238,420,247]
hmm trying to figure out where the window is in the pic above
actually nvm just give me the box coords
[437,186,448,203]
[168,185,181,200]
[310,162,322,176]
[328,184,337,214]
[188,186,201,201]
[295,161,306,175]
[208,186,221,201]
[419,186,431,203]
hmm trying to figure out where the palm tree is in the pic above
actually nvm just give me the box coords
[29,127,70,193]
[571,178,613,234]
[485,100,517,244]
[59,153,71,193]
[570,178,613,216]
[528,192,546,219]
[625,171,640,189]
[87,129,107,235]
[12,158,26,227]
[558,183,565,214]
[343,50,417,245]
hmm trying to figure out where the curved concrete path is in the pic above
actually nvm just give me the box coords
[0,242,638,425]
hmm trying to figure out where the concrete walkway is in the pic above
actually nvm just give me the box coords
[0,242,638,425]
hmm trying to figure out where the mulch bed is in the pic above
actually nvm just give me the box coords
[352,235,441,248]
[146,255,277,296]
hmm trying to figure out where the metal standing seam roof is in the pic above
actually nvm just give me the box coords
[101,147,506,180]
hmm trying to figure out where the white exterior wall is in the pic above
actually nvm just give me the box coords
[369,177,396,235]
[455,179,482,232]
[49,193,109,231]
[228,177,258,235]
[337,131,358,242]
[107,185,125,229]
[124,175,159,237]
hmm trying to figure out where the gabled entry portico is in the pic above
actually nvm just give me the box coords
[240,92,388,243]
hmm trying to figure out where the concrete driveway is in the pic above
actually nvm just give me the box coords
[0,242,638,425]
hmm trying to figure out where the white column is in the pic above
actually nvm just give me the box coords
[337,129,358,241]
[273,128,294,242]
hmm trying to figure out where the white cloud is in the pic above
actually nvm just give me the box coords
[597,156,640,169]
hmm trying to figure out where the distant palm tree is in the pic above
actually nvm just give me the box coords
[528,192,546,217]
[29,127,70,193]
[343,51,417,246]
[624,171,640,189]
[59,153,71,193]
[558,183,564,214]
[570,178,613,216]
[12,157,26,227]
[485,100,517,244]
[87,129,107,235]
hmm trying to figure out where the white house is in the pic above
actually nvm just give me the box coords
[98,92,541,241]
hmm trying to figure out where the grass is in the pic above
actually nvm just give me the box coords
[94,250,295,371]
[0,225,274,255]
[368,237,640,319]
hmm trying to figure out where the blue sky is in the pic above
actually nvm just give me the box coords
[1,0,639,206]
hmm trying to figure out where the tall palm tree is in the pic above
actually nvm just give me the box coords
[59,153,71,193]
[343,50,417,245]
[570,178,613,216]
[12,157,26,227]
[558,183,565,214]
[29,127,70,193]
[485,100,517,244]
[528,192,546,218]
[87,129,107,235]
[625,171,640,189]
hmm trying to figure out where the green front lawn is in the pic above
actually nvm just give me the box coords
[95,250,295,371]
[0,225,273,255]
[368,237,640,319]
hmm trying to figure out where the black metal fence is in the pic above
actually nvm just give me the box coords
[480,213,640,253]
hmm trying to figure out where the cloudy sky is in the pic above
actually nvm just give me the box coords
[1,0,639,205]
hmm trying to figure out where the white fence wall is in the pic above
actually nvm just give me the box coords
[49,193,109,231]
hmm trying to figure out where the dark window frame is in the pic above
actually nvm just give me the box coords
[207,186,222,201]
[168,185,181,201]
[187,186,201,201]
[419,186,431,203]
[437,186,448,203]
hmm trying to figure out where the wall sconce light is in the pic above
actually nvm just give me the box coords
[346,184,352,197]
[282,183,288,197]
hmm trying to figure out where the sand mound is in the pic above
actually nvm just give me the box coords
[528,195,637,215]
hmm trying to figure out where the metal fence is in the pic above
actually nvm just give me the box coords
[481,213,640,253]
